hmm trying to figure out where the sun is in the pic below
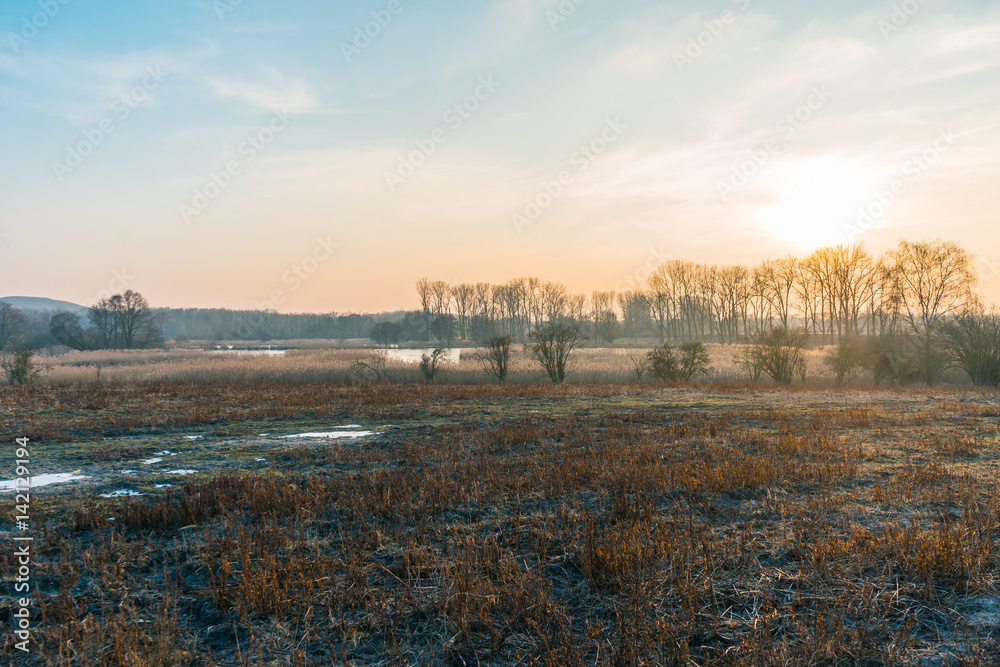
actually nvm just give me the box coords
[759,156,879,251]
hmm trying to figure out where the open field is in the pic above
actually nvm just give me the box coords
[27,343,974,387]
[2,380,1000,665]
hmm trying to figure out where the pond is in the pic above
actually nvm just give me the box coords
[384,348,469,364]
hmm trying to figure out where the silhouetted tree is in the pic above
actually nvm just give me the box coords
[529,322,585,384]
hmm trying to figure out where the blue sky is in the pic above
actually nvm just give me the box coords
[1,0,999,311]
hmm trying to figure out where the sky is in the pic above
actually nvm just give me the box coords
[1,0,999,313]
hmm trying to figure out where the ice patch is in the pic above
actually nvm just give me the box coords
[141,458,163,465]
[282,430,374,440]
[0,471,88,492]
[100,489,145,498]
[185,435,203,440]
[166,469,198,475]
[155,484,172,489]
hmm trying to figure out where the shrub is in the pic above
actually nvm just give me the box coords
[647,342,712,382]
[352,350,390,382]
[1,347,42,385]
[476,336,512,383]
[626,353,649,382]
[938,313,1000,387]
[420,348,448,382]
[647,345,681,382]
[529,322,585,384]
[870,334,933,386]
[740,327,806,385]
[824,337,870,385]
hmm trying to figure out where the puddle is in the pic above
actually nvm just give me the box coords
[155,484,172,488]
[185,435,203,440]
[211,348,287,357]
[141,458,163,465]
[155,451,178,456]
[255,458,267,462]
[385,348,464,364]
[0,471,88,492]
[120,470,138,475]
[282,430,375,439]
[100,489,145,498]
[166,469,198,475]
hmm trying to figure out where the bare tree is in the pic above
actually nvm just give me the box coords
[529,322,585,383]
[0,302,28,350]
[451,283,475,341]
[89,291,161,349]
[541,281,568,323]
[591,291,618,344]
[566,293,588,327]
[891,239,978,383]
[118,290,158,349]
[647,264,673,344]
[50,312,86,350]
[416,278,433,342]
[476,335,512,383]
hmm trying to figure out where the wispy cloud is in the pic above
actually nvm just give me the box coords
[204,71,320,113]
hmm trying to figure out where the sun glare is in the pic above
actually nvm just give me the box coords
[759,156,879,251]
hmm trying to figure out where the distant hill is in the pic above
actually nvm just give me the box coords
[1,296,90,326]
[0,296,88,313]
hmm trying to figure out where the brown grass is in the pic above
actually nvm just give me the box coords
[2,382,999,665]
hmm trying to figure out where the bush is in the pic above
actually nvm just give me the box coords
[938,313,1000,387]
[824,337,870,385]
[647,342,712,382]
[626,353,649,382]
[529,322,585,384]
[1,348,42,385]
[420,348,448,382]
[476,336,512,383]
[352,350,390,382]
[739,327,806,385]
[870,334,934,386]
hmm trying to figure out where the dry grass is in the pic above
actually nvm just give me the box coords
[2,381,999,665]
[29,344,858,387]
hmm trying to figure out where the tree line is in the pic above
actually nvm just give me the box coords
[413,240,983,347]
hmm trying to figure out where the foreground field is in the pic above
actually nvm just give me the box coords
[2,381,1000,665]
